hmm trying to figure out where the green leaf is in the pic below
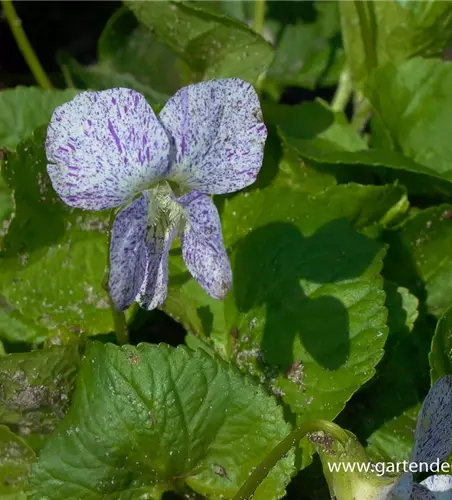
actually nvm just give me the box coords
[287,136,452,199]
[0,87,78,151]
[338,290,428,464]
[0,425,35,498]
[0,127,114,336]
[126,0,274,83]
[430,303,452,382]
[340,1,452,88]
[265,100,367,152]
[382,282,419,359]
[384,205,452,317]
[0,297,48,345]
[31,342,294,500]
[0,176,13,236]
[266,1,344,90]
[167,183,407,427]
[366,407,420,464]
[253,101,366,196]
[59,53,169,108]
[0,344,80,450]
[366,58,452,179]
[98,7,189,96]
[236,126,337,196]
[194,0,254,23]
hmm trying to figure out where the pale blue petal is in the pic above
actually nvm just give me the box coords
[159,79,266,195]
[47,88,169,210]
[421,475,452,499]
[109,192,177,311]
[136,196,178,311]
[410,484,436,500]
[412,376,452,464]
[108,195,148,311]
[376,473,413,500]
[179,191,231,299]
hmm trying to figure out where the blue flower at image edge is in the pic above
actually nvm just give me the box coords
[384,375,452,500]
[45,80,267,311]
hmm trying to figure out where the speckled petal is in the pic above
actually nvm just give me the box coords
[420,475,452,497]
[159,79,266,195]
[136,200,178,311]
[179,191,231,299]
[46,88,169,210]
[409,484,436,500]
[108,195,148,311]
[412,376,452,464]
[109,192,177,311]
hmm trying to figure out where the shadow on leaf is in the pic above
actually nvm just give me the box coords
[232,219,381,371]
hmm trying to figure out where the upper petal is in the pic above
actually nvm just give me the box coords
[179,191,232,299]
[46,88,169,211]
[412,375,452,464]
[108,195,148,311]
[159,79,266,195]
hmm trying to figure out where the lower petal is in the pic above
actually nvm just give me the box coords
[179,192,231,299]
[410,484,436,500]
[109,192,177,311]
[109,195,148,311]
[136,213,177,311]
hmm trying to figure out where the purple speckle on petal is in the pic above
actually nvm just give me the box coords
[108,119,123,153]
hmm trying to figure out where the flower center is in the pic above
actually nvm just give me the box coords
[145,181,186,242]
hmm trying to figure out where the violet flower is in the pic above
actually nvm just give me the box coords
[408,375,452,500]
[317,376,452,500]
[388,375,452,500]
[46,80,266,310]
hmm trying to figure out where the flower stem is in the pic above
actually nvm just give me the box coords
[352,92,373,133]
[331,68,352,112]
[108,295,129,346]
[103,211,129,346]
[1,0,53,90]
[232,420,349,500]
[354,0,377,77]
[253,0,266,36]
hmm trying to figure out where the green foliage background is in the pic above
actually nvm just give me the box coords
[1,1,452,499]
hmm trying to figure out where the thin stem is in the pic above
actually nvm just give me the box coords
[126,302,140,326]
[1,0,53,89]
[232,420,349,500]
[253,0,266,36]
[352,92,373,133]
[107,295,129,346]
[354,0,376,77]
[331,69,352,113]
[103,211,129,345]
